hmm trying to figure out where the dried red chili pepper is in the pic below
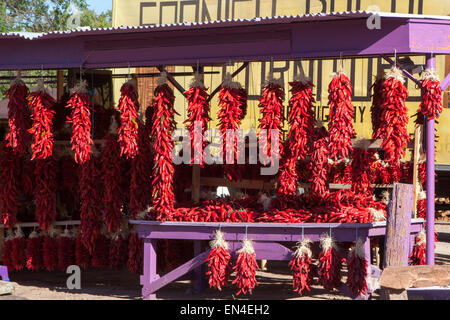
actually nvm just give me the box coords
[205,230,232,291]
[409,231,427,266]
[66,81,94,164]
[346,239,368,296]
[278,76,316,196]
[419,69,443,120]
[151,77,177,221]
[218,74,247,181]
[26,230,42,271]
[79,158,102,253]
[417,191,427,220]
[232,239,259,295]
[184,74,211,166]
[92,232,110,269]
[351,147,374,195]
[327,70,355,161]
[373,68,409,164]
[11,227,26,271]
[101,133,123,232]
[289,239,313,295]
[75,230,91,269]
[42,228,59,271]
[34,157,58,231]
[116,80,140,159]
[318,235,342,290]
[309,126,330,198]
[57,229,75,271]
[0,143,21,228]
[258,75,285,165]
[5,78,31,155]
[109,232,129,271]
[27,80,56,160]
[127,231,143,274]
[370,74,385,135]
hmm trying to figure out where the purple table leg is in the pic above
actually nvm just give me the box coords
[193,240,206,294]
[0,266,9,281]
[142,239,158,300]
[425,53,436,266]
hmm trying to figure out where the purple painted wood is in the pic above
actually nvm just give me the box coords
[147,249,211,295]
[142,239,158,300]
[441,73,450,91]
[0,266,9,281]
[0,16,449,70]
[193,241,207,294]
[381,55,421,86]
[426,54,436,266]
[383,183,414,268]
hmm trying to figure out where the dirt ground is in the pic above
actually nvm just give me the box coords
[2,223,450,300]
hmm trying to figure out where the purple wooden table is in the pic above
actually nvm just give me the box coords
[130,219,424,300]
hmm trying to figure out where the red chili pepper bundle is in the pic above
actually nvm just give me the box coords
[130,122,153,218]
[409,231,426,266]
[2,230,15,271]
[327,70,356,161]
[309,126,330,198]
[318,235,342,290]
[370,73,385,135]
[373,68,409,164]
[184,74,211,166]
[66,81,94,164]
[116,80,140,159]
[217,74,247,181]
[27,80,56,160]
[11,227,26,271]
[57,228,75,271]
[351,147,373,194]
[417,191,427,220]
[258,75,285,164]
[151,78,177,221]
[0,144,21,228]
[75,231,91,269]
[419,69,443,120]
[289,239,313,295]
[26,230,42,271]
[101,133,123,232]
[205,230,232,291]
[109,232,129,270]
[21,158,35,199]
[92,232,110,269]
[4,78,31,155]
[232,239,259,295]
[278,77,316,195]
[42,228,59,271]
[127,231,143,274]
[346,238,368,296]
[79,158,102,253]
[34,157,58,231]
[58,156,80,216]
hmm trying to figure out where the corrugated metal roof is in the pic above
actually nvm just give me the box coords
[1,11,449,41]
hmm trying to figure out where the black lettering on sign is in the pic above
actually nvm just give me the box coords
[346,0,361,11]
[180,0,199,23]
[160,1,178,25]
[358,105,366,123]
[201,0,211,21]
[322,105,330,122]
[409,0,424,14]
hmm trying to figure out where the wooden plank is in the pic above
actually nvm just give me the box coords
[351,138,383,149]
[192,165,201,202]
[383,183,414,268]
[412,125,424,217]
[56,70,64,102]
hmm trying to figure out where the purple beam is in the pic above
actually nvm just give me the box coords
[381,55,421,86]
[441,73,450,91]
[426,54,436,265]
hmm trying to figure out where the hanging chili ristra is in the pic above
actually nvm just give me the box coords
[75,228,91,269]
[127,230,143,274]
[346,238,368,296]
[232,239,259,295]
[184,73,211,166]
[66,80,94,164]
[419,69,443,120]
[351,147,374,195]
[57,229,75,271]
[42,228,59,272]
[258,74,285,165]
[151,74,177,221]
[109,232,129,271]
[101,132,123,232]
[289,238,313,296]
[327,69,356,161]
[217,73,247,181]
[0,143,21,228]
[34,157,58,231]
[373,68,409,164]
[5,77,30,155]
[278,75,316,196]
[370,73,385,136]
[205,230,232,291]
[26,230,42,271]
[116,79,140,160]
[409,231,426,266]
[309,126,330,199]
[318,234,342,290]
[92,231,110,269]
[28,79,56,160]
[2,230,14,272]
[11,227,26,271]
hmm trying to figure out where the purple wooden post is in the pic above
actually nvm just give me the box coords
[425,54,435,265]
[142,239,157,300]
[193,241,205,294]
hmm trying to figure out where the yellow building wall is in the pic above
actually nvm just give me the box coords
[112,0,450,164]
